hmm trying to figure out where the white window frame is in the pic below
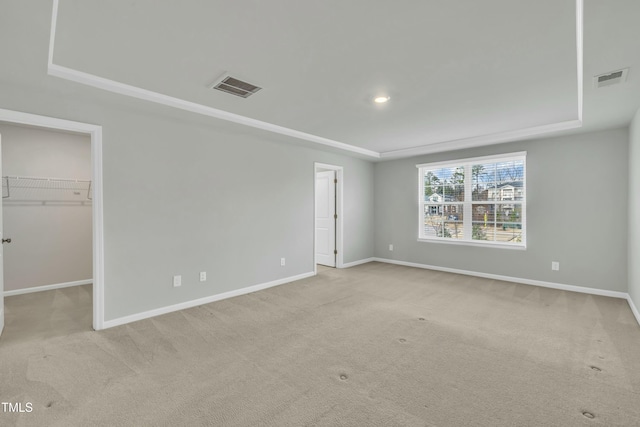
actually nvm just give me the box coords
[416,151,526,250]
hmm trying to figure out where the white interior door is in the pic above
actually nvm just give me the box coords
[0,133,4,336]
[316,170,336,267]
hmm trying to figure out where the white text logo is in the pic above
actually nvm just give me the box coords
[1,402,33,413]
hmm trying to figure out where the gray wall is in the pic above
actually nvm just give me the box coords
[375,128,629,292]
[1,124,92,291]
[99,113,374,320]
[629,108,640,307]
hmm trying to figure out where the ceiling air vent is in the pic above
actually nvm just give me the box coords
[211,74,262,98]
[594,68,629,88]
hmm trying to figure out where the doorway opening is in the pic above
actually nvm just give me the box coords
[314,163,343,274]
[1,124,92,342]
[0,109,104,337]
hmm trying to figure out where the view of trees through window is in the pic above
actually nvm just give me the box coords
[419,154,525,246]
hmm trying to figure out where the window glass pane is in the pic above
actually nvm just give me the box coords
[486,186,499,201]
[471,204,523,243]
[425,186,442,202]
[472,162,496,201]
[444,208,464,239]
[448,167,465,185]
[424,204,441,216]
[497,203,522,225]
[435,166,462,184]
[472,222,494,241]
[425,167,463,194]
[496,160,524,185]
[424,205,464,239]
[443,184,465,202]
[496,215,523,242]
[495,203,522,223]
[472,203,493,222]
[424,209,443,237]
[424,170,442,197]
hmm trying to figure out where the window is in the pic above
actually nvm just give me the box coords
[417,152,526,248]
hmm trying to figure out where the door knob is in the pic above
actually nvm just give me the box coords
[1,238,11,244]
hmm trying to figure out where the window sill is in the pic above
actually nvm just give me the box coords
[417,238,526,250]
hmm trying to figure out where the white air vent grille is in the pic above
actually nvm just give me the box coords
[594,68,629,88]
[212,75,262,98]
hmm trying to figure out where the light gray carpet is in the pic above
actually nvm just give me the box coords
[1,262,639,426]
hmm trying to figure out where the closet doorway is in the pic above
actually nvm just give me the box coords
[0,109,104,339]
[0,123,93,342]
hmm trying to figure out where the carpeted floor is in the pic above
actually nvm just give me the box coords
[1,262,639,426]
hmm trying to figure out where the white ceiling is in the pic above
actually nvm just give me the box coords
[47,0,640,159]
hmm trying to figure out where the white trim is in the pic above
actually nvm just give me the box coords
[627,296,640,327]
[0,108,105,331]
[315,162,343,170]
[463,163,473,239]
[383,121,582,159]
[416,151,527,169]
[0,108,101,133]
[341,258,375,268]
[576,0,584,122]
[91,128,105,331]
[372,258,629,300]
[46,1,584,161]
[48,0,59,67]
[416,238,526,250]
[4,280,92,297]
[46,63,380,159]
[103,271,315,329]
[336,168,344,268]
[314,163,344,271]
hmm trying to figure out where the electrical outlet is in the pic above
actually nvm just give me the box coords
[551,262,560,271]
[389,244,394,251]
[199,272,207,282]
[281,258,286,267]
[173,275,182,287]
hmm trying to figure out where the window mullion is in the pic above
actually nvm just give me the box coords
[463,163,472,239]
[418,168,424,239]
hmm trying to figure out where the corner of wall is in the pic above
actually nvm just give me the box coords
[628,108,640,315]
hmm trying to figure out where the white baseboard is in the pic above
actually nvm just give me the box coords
[103,271,315,329]
[4,279,92,297]
[341,257,376,268]
[627,296,640,327]
[372,258,629,300]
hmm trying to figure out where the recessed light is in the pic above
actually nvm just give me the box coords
[374,96,390,104]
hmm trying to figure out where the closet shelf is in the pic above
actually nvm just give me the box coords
[2,176,92,202]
